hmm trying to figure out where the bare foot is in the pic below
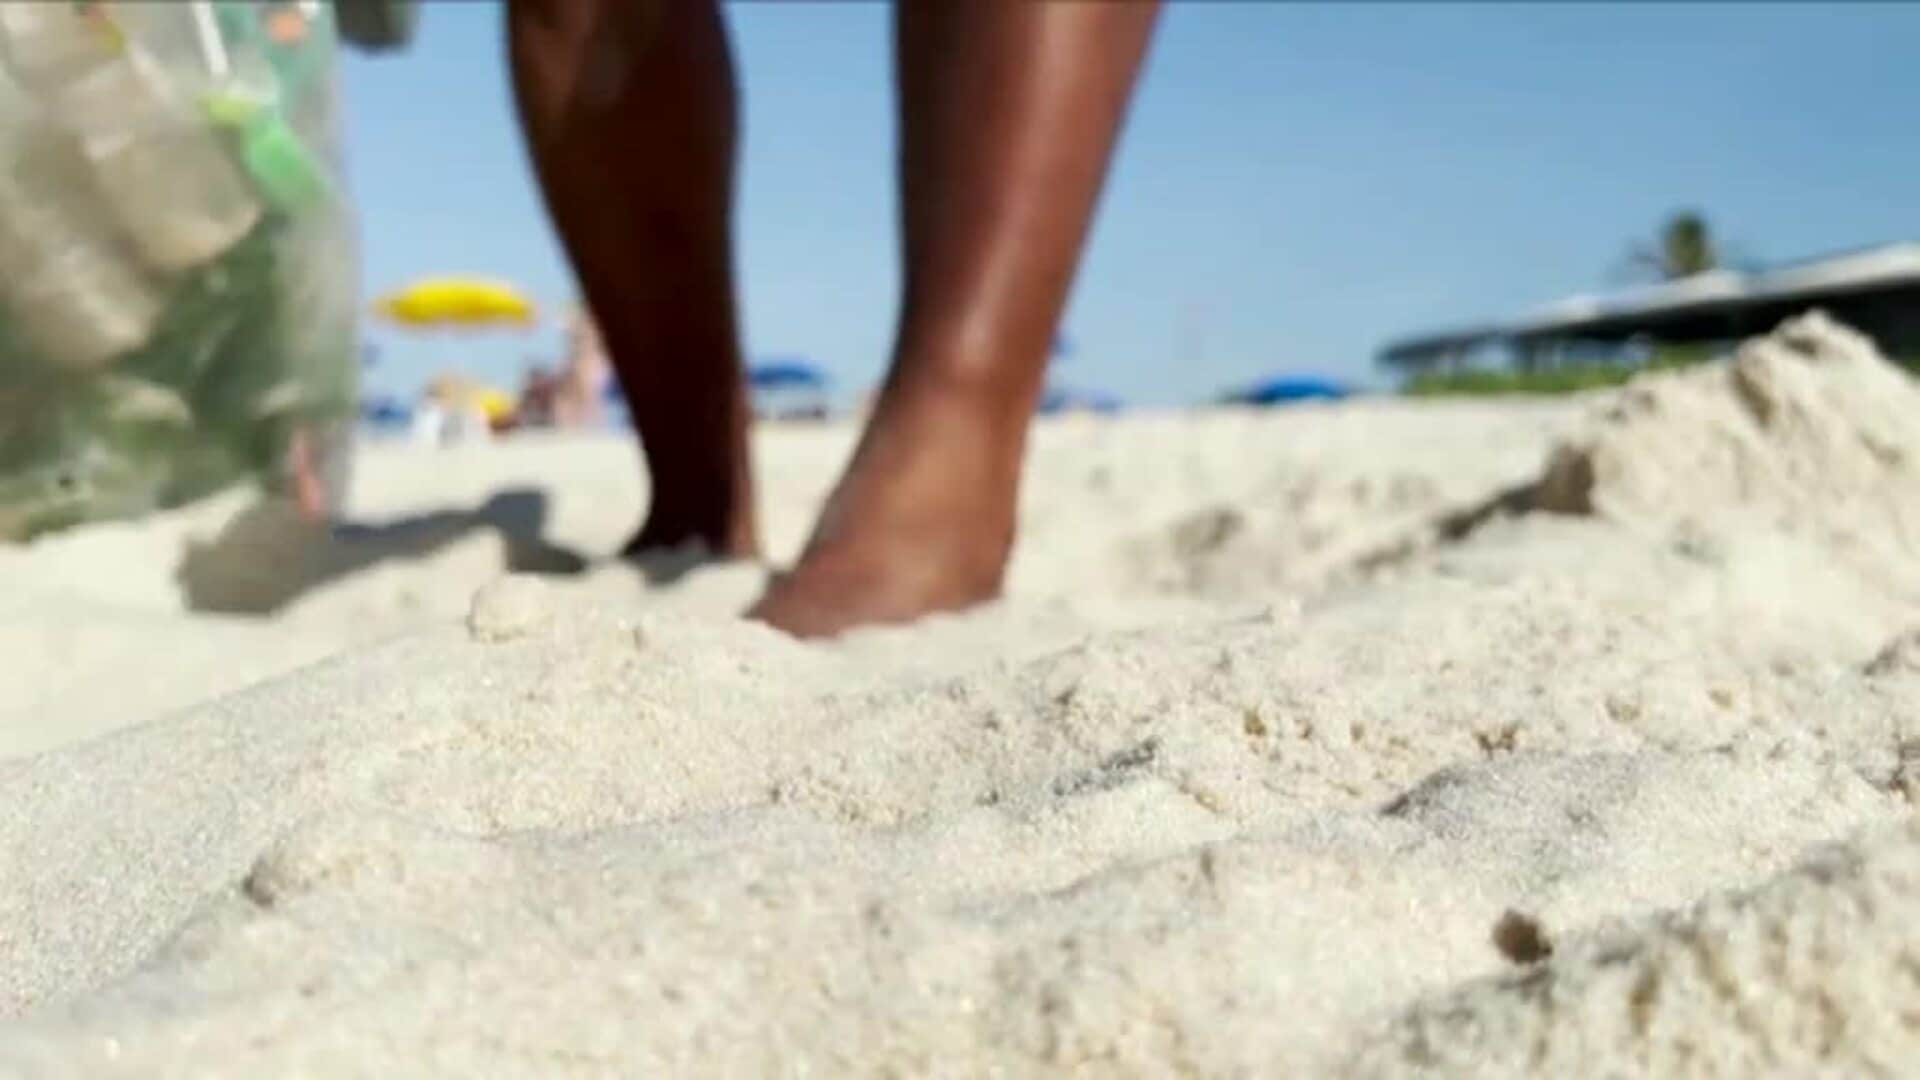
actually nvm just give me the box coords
[748,379,1023,638]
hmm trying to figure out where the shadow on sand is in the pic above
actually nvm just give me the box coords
[176,488,595,615]
[175,487,733,615]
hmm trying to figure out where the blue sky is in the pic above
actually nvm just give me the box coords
[341,2,1919,405]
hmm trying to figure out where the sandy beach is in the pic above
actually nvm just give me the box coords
[2,312,1917,1075]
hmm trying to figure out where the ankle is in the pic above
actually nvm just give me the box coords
[635,488,755,553]
[884,327,1048,416]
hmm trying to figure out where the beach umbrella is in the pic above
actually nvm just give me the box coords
[748,358,831,420]
[371,277,539,330]
[369,278,541,431]
[1038,385,1122,415]
[359,393,413,429]
[1230,375,1353,406]
[748,358,828,389]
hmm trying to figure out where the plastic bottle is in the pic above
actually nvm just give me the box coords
[0,4,119,90]
[0,67,166,370]
[0,2,263,274]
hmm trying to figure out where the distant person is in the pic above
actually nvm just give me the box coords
[550,304,610,429]
[507,0,1160,636]
[516,366,561,429]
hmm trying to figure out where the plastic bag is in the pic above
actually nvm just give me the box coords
[0,0,358,541]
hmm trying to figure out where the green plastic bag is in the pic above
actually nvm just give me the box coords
[0,1,358,541]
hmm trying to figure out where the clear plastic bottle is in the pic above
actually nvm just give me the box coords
[0,67,166,370]
[0,2,263,274]
[0,5,120,90]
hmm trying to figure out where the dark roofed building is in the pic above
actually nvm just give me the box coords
[1380,243,1920,376]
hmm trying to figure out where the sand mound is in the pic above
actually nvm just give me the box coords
[1534,312,1920,586]
[1350,816,1920,1077]
[2,316,1919,1074]
[1108,401,1567,598]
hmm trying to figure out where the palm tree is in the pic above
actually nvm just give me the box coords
[1626,211,1720,281]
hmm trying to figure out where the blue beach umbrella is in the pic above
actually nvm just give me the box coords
[1038,385,1123,415]
[359,393,413,428]
[1229,375,1353,406]
[748,357,829,389]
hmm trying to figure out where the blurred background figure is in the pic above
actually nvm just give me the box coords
[415,373,511,446]
[550,304,610,429]
[514,364,560,429]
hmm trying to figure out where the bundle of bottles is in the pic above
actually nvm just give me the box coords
[0,1,358,540]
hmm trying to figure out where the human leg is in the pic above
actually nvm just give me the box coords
[506,0,756,556]
[749,0,1162,636]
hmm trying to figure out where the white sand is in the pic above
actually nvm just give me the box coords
[1,312,1916,1075]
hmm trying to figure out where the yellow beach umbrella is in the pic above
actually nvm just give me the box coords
[373,277,539,330]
